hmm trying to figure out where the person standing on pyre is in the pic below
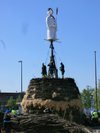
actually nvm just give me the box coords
[41,63,47,78]
[60,62,65,78]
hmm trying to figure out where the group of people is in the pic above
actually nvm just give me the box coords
[41,62,65,78]
[1,108,17,133]
[83,110,100,126]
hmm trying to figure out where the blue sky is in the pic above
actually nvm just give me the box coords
[0,0,100,92]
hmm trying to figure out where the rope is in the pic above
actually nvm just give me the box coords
[54,49,62,63]
[44,45,63,69]
[44,47,50,65]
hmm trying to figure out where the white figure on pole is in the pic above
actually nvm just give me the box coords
[46,8,57,41]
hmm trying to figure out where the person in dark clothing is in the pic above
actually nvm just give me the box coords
[41,63,47,78]
[48,63,53,78]
[60,62,65,78]
[48,60,58,78]
[3,109,11,133]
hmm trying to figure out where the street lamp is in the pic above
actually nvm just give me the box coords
[18,60,23,93]
[94,51,98,112]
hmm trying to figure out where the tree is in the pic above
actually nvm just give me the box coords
[97,79,100,110]
[16,95,22,103]
[6,96,16,109]
[93,79,100,110]
[81,86,94,109]
[81,80,100,110]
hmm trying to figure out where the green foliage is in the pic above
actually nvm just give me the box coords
[6,94,23,109]
[16,95,22,103]
[81,79,100,110]
[97,80,100,110]
[93,79,100,110]
[81,86,94,109]
[6,96,16,108]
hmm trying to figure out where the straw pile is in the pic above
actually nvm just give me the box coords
[21,78,82,123]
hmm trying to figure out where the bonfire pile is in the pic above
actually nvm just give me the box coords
[21,78,82,123]
[11,113,92,133]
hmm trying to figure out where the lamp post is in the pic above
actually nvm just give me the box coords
[18,60,23,94]
[94,51,98,112]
